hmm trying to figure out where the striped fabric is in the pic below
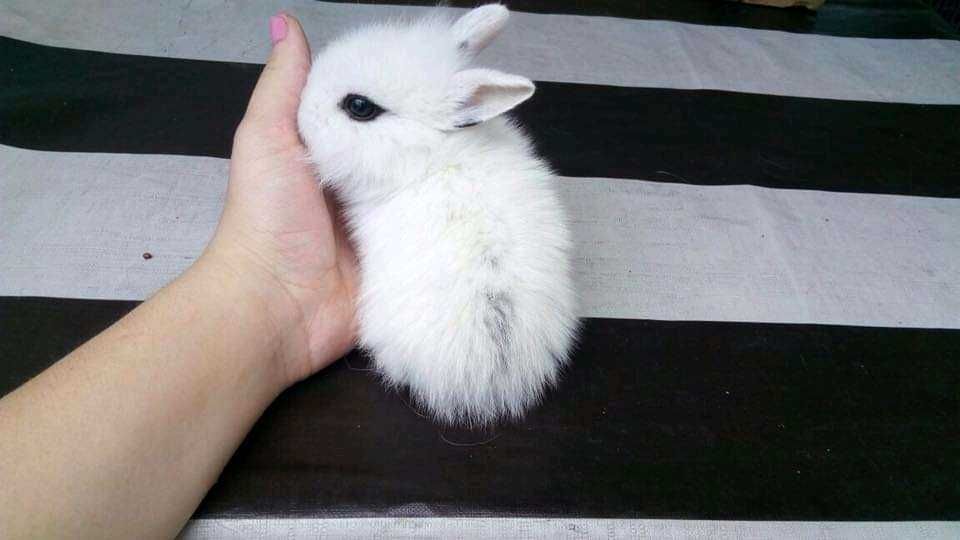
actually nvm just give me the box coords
[1,1,958,538]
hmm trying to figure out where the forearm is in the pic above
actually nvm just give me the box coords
[0,258,290,539]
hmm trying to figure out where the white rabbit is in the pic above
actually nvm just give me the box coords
[297,4,578,425]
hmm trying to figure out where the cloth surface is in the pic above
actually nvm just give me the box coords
[1,0,958,537]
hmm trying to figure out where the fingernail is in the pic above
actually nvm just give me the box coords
[270,13,288,45]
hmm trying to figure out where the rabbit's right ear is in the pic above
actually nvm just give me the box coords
[452,4,509,56]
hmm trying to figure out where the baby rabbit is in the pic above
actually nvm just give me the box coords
[298,4,577,425]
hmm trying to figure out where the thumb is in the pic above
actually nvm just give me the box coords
[240,12,312,146]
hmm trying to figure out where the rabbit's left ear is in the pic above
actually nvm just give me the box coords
[444,68,535,129]
[452,4,509,56]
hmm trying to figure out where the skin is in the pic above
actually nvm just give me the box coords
[0,14,355,539]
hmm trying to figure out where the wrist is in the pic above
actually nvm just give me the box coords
[179,247,309,391]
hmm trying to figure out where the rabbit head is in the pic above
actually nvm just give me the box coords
[297,4,534,198]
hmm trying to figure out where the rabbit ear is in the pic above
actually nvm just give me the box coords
[445,68,535,129]
[452,4,509,56]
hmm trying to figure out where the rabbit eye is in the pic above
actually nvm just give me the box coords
[341,94,384,121]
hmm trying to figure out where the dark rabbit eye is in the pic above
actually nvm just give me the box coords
[341,94,384,121]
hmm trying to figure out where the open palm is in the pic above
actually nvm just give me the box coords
[205,14,358,383]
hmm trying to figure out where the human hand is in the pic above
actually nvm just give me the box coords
[195,12,358,386]
[0,15,359,539]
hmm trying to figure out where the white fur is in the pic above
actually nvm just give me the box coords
[298,5,578,425]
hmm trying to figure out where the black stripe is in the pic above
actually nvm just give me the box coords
[319,0,959,40]
[524,84,960,198]
[3,36,960,198]
[2,296,958,520]
[0,37,258,160]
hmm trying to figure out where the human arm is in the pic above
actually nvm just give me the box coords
[0,13,354,539]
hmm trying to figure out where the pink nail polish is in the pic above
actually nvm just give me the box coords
[270,14,288,45]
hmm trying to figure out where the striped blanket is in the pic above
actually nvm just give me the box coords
[1,1,958,538]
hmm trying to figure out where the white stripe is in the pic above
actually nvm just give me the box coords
[3,145,958,328]
[2,1,959,104]
[178,518,960,540]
